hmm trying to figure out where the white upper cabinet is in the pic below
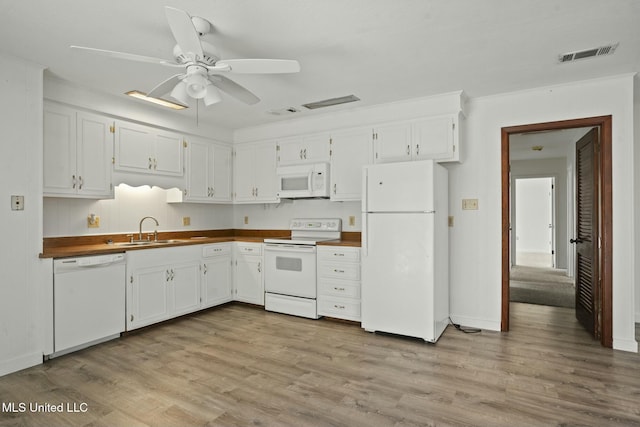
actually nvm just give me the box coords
[233,141,279,203]
[277,133,330,166]
[44,103,114,198]
[329,127,373,201]
[114,120,184,176]
[374,113,461,164]
[167,138,232,203]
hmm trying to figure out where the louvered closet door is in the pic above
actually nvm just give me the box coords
[574,128,599,338]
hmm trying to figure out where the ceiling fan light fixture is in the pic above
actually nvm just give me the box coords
[203,84,222,106]
[169,81,190,105]
[184,67,209,99]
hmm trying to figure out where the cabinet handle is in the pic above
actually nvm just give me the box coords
[130,314,134,322]
[257,262,261,273]
[334,304,345,310]
[333,183,337,195]
[78,176,83,190]
[72,175,76,189]
[299,149,303,159]
[416,144,420,156]
[166,270,171,282]
[153,158,157,170]
[148,158,153,169]
[303,148,307,159]
[171,269,175,280]
[333,253,345,257]
[203,264,207,275]
[334,269,345,274]
[255,187,258,197]
[406,145,410,156]
[333,287,346,291]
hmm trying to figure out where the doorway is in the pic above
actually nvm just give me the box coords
[501,116,613,348]
[514,177,555,268]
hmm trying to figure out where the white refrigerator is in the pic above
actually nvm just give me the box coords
[361,160,449,342]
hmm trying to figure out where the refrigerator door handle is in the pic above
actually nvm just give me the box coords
[362,213,368,257]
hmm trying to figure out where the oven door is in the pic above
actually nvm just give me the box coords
[264,243,317,298]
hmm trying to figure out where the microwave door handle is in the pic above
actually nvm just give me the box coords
[308,171,313,193]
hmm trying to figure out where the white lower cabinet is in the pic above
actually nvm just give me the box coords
[126,246,201,330]
[317,246,362,321]
[233,242,264,305]
[201,243,233,308]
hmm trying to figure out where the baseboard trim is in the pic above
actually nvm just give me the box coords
[0,352,42,377]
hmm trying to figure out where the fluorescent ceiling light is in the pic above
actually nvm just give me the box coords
[125,90,188,110]
[302,94,360,110]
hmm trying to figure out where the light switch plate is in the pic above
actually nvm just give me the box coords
[349,216,356,227]
[244,216,249,225]
[183,217,191,226]
[11,195,24,211]
[87,215,100,228]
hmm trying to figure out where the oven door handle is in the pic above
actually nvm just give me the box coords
[264,244,316,253]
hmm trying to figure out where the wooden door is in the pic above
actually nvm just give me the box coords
[573,128,600,338]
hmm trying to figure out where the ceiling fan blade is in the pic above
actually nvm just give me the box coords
[70,46,181,67]
[147,74,184,98]
[210,75,260,105]
[165,6,204,61]
[217,59,301,74]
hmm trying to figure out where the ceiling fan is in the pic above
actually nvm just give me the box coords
[71,6,300,107]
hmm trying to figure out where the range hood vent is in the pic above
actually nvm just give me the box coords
[559,43,618,63]
[302,94,360,110]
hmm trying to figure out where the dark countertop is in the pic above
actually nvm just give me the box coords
[41,229,360,258]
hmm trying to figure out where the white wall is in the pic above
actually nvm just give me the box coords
[511,158,568,269]
[0,53,49,376]
[515,177,553,254]
[43,185,234,237]
[447,74,636,351]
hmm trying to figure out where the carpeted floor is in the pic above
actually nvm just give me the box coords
[510,265,575,308]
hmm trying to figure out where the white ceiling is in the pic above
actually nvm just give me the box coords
[1,0,639,130]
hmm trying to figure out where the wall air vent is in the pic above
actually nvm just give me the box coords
[302,95,360,110]
[558,43,618,63]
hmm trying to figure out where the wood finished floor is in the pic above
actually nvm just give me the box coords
[1,302,640,427]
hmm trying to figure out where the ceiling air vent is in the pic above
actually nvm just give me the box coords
[558,43,619,63]
[302,95,360,110]
[267,107,302,116]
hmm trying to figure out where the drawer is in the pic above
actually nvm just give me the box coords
[318,279,360,299]
[236,243,262,255]
[318,263,360,281]
[318,247,360,262]
[318,296,361,321]
[202,244,231,258]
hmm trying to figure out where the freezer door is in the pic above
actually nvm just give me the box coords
[363,161,434,212]
[361,212,436,341]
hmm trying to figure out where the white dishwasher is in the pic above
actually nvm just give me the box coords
[52,253,126,357]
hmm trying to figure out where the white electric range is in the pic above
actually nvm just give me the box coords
[263,218,342,319]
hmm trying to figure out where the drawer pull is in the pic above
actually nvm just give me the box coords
[333,287,345,291]
[334,269,345,273]
[334,304,345,310]
[333,253,345,257]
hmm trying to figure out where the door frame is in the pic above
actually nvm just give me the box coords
[501,116,612,347]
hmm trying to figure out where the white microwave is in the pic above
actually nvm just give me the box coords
[276,162,330,199]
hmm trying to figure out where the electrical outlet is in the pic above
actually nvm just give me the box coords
[244,216,249,225]
[11,195,24,211]
[462,199,479,210]
[448,216,454,227]
[87,215,100,228]
[183,216,191,226]
[349,216,356,227]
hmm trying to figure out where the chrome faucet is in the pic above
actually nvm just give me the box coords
[139,216,159,241]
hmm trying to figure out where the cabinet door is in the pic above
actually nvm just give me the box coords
[128,266,170,330]
[76,112,113,197]
[114,121,155,173]
[233,145,256,202]
[202,256,233,307]
[170,261,200,316]
[412,116,455,161]
[212,143,232,202]
[330,128,373,201]
[373,122,412,163]
[154,131,184,176]
[43,104,77,195]
[186,139,211,201]
[235,256,264,305]
[253,142,278,202]
[277,138,306,166]
[277,134,329,166]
